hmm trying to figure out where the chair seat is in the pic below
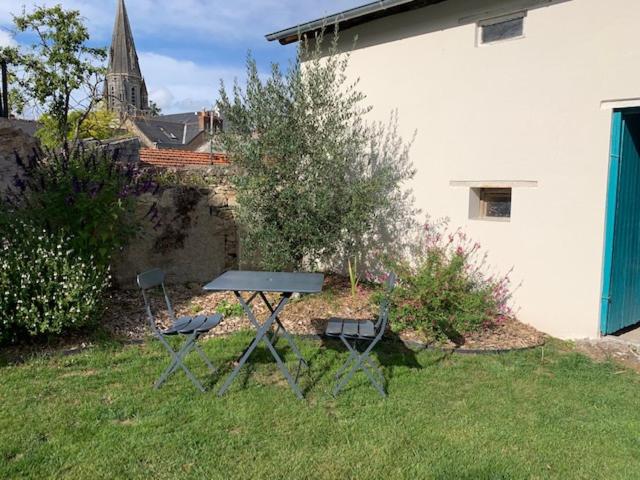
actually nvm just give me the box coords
[325,318,376,338]
[163,313,223,335]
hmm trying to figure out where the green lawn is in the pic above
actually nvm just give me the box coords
[1,332,640,479]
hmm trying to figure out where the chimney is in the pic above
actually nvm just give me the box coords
[197,109,208,131]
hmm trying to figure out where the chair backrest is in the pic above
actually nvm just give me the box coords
[137,268,165,290]
[137,268,175,331]
[375,272,397,334]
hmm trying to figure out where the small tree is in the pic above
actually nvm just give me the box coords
[36,103,119,149]
[7,5,106,157]
[218,32,417,272]
[0,47,26,116]
[149,101,162,117]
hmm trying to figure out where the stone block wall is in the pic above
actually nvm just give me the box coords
[83,136,140,163]
[0,122,239,286]
[0,118,39,196]
[112,166,239,287]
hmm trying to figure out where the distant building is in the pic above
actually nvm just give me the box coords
[126,110,222,151]
[105,0,149,116]
[105,0,222,152]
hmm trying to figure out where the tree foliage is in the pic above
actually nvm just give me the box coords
[0,47,26,116]
[218,32,417,272]
[148,101,162,116]
[36,104,119,150]
[5,5,106,156]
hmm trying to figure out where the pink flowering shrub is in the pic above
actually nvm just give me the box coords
[387,217,514,342]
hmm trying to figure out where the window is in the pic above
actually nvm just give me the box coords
[479,13,525,44]
[470,188,512,220]
[480,188,511,218]
[131,87,136,106]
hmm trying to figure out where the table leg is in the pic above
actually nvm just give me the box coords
[258,291,308,368]
[217,292,304,399]
[231,291,261,363]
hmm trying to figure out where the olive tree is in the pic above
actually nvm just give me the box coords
[218,32,418,272]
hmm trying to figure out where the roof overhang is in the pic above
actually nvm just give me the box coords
[265,0,447,45]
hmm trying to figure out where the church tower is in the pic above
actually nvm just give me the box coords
[105,0,149,116]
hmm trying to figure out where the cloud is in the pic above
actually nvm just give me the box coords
[0,28,16,47]
[139,51,244,114]
[0,1,365,116]
[1,0,365,44]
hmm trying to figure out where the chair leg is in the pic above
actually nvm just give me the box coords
[333,336,386,398]
[335,348,357,378]
[155,332,207,392]
[335,343,381,380]
[194,341,216,373]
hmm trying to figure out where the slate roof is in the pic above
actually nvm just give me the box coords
[133,117,186,146]
[131,111,221,148]
[139,148,229,168]
[153,112,201,124]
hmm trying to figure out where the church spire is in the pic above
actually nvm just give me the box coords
[105,0,149,115]
[109,0,142,76]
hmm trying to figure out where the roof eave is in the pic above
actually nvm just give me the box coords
[265,0,445,45]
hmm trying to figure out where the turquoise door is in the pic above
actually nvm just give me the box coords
[601,109,640,334]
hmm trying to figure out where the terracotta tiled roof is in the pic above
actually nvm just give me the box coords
[139,148,229,167]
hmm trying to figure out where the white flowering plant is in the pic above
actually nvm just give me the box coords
[0,220,110,343]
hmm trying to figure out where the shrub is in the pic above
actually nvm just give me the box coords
[0,220,110,343]
[217,32,417,271]
[215,299,244,318]
[388,217,514,343]
[6,147,157,266]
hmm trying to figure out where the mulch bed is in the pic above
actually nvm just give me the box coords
[1,275,546,364]
[103,274,545,352]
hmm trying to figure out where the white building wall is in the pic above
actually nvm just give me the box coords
[334,0,640,338]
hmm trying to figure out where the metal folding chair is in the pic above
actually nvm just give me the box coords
[325,272,396,398]
[137,268,222,392]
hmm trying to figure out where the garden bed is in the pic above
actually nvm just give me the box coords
[102,274,545,352]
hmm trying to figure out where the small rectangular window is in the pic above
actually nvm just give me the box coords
[479,13,524,44]
[480,188,511,218]
[469,187,512,220]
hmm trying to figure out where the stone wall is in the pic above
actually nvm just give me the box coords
[84,136,140,163]
[0,120,238,286]
[112,165,239,287]
[0,118,39,195]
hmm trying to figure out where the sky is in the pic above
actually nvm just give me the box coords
[0,0,364,114]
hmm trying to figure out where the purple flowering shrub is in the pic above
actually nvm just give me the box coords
[0,148,159,342]
[387,217,514,343]
[5,147,158,266]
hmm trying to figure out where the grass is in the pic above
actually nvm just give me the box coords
[1,333,640,479]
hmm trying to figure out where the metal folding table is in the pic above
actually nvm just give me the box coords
[203,270,324,399]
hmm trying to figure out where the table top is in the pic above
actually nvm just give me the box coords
[203,270,324,294]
